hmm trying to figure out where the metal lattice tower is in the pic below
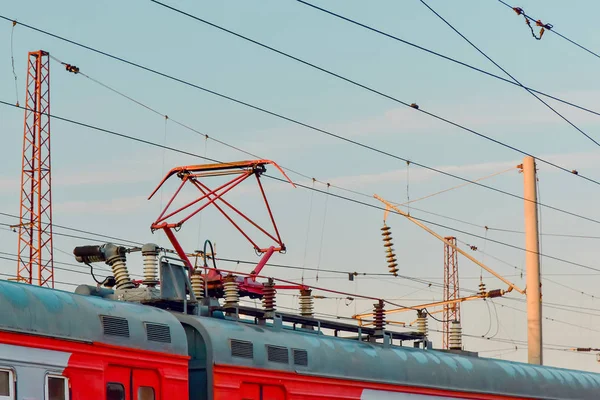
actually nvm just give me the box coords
[17,50,54,287]
[443,236,460,349]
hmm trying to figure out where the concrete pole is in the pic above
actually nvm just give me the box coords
[522,156,543,365]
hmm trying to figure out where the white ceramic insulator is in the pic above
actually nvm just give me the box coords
[449,321,463,350]
[223,280,239,306]
[299,295,314,317]
[143,254,158,283]
[111,258,133,289]
[416,315,428,336]
[191,272,204,300]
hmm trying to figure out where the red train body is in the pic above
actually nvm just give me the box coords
[1,275,599,400]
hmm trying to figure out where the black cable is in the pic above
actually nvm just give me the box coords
[0,221,135,249]
[4,100,600,231]
[203,239,217,269]
[4,15,600,195]
[419,0,600,147]
[64,65,600,243]
[266,175,600,274]
[291,1,600,118]
[3,101,599,276]
[495,0,600,61]
[145,2,600,186]
[86,262,105,284]
[424,308,454,323]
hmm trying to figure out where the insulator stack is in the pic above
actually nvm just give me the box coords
[381,224,398,276]
[449,320,463,350]
[223,275,239,308]
[486,289,504,299]
[191,270,204,300]
[141,243,159,286]
[416,311,428,336]
[478,281,487,296]
[373,300,385,331]
[104,244,134,290]
[262,278,276,313]
[299,288,314,317]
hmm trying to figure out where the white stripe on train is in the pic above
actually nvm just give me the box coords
[361,390,465,399]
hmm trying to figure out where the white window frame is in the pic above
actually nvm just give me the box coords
[45,374,70,400]
[0,368,14,400]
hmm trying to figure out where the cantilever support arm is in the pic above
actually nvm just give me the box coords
[374,194,525,295]
[353,292,503,320]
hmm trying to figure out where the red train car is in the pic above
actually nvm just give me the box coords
[1,277,600,400]
[0,280,188,400]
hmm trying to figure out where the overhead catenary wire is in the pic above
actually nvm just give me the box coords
[5,80,599,230]
[419,0,600,147]
[3,211,597,324]
[290,1,600,119]
[3,101,600,277]
[0,211,143,246]
[63,63,541,239]
[144,1,600,187]
[51,61,600,241]
[4,14,600,205]
[493,300,600,333]
[458,237,600,299]
[10,20,19,106]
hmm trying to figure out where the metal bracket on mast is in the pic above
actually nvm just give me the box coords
[373,194,524,295]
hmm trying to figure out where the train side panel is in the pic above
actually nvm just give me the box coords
[0,331,188,400]
[212,364,528,400]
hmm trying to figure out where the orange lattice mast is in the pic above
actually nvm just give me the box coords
[17,50,54,287]
[443,236,460,349]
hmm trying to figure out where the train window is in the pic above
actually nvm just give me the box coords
[0,369,14,399]
[46,375,69,400]
[138,387,155,400]
[107,383,125,400]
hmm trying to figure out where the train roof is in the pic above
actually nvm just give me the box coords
[179,312,600,400]
[0,280,187,356]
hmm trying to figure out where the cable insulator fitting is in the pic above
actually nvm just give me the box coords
[512,7,524,15]
[449,320,463,350]
[262,278,276,313]
[223,274,239,308]
[381,224,398,276]
[65,64,80,74]
[416,310,428,336]
[191,270,204,300]
[478,281,487,296]
[141,243,159,286]
[299,288,314,317]
[410,103,419,109]
[373,300,385,331]
[485,289,504,298]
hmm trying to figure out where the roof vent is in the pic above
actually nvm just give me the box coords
[293,349,308,366]
[146,323,171,343]
[100,315,130,338]
[231,339,253,359]
[267,345,289,364]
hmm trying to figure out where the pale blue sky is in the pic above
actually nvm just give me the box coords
[1,0,600,370]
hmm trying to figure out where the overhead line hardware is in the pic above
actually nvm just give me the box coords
[418,0,599,147]
[375,194,524,294]
[290,2,600,117]
[497,0,600,60]
[512,7,553,40]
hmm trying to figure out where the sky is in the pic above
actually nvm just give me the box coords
[1,0,600,372]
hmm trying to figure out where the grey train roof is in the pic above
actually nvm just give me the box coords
[0,280,187,355]
[179,313,600,400]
